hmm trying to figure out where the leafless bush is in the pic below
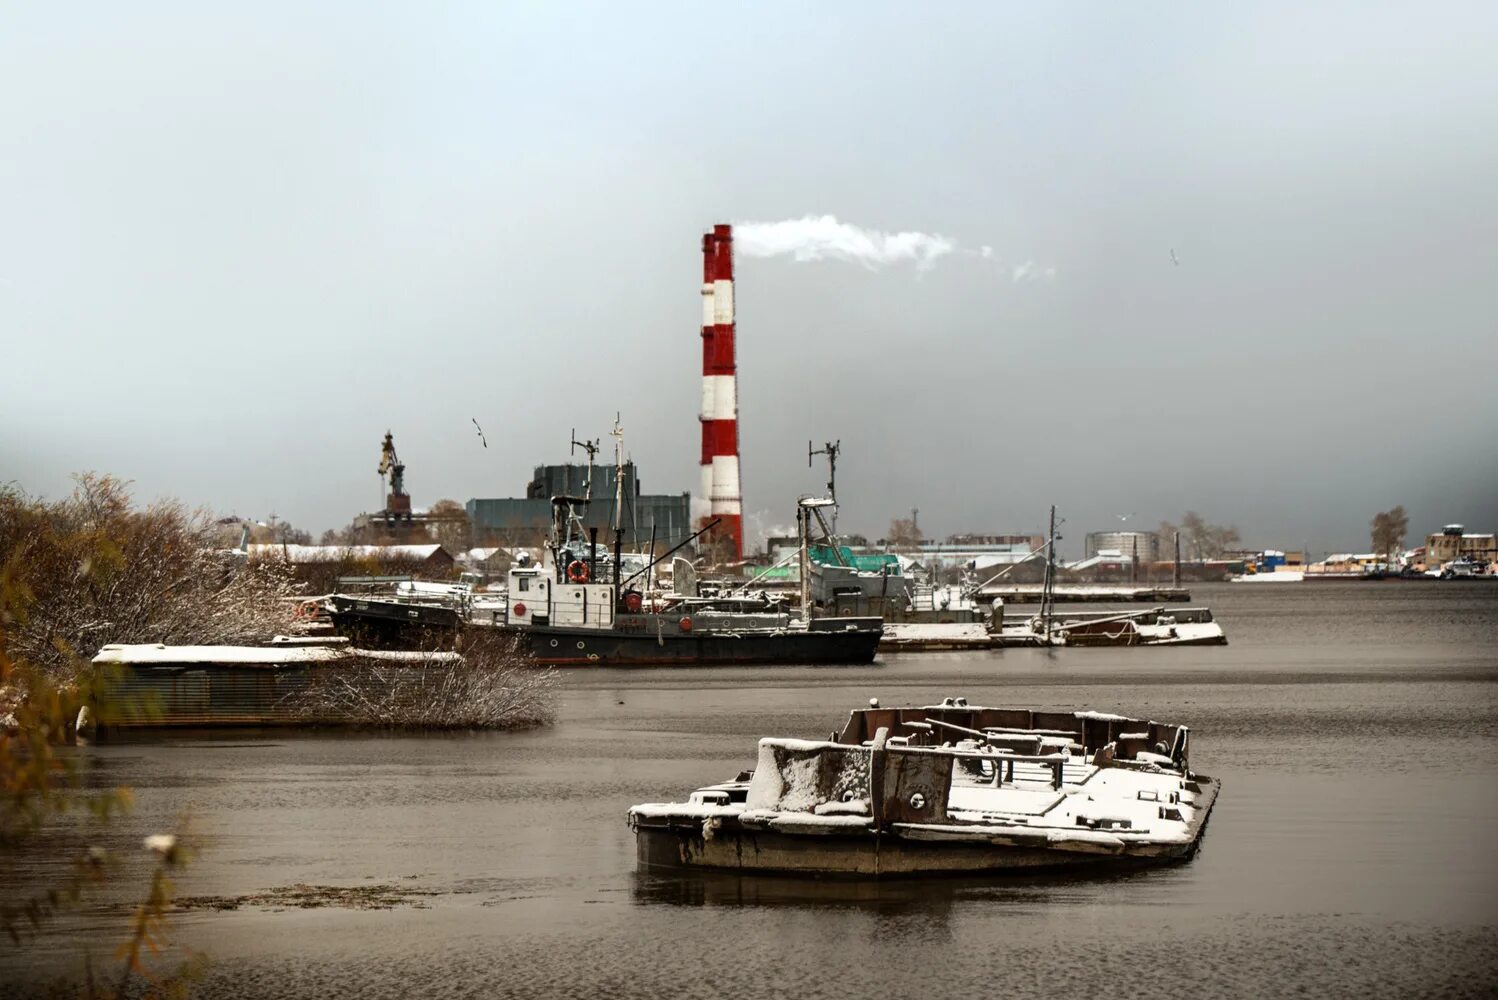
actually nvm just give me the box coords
[0,475,297,677]
[283,635,555,730]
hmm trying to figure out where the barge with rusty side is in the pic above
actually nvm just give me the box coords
[629,698,1219,876]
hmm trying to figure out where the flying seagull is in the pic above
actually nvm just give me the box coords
[471,417,487,448]
[1116,512,1136,523]
[1170,249,1180,266]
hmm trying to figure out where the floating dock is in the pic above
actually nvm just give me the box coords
[880,623,995,651]
[979,584,1191,604]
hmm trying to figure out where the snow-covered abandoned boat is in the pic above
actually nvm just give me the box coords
[629,698,1219,876]
[993,606,1227,647]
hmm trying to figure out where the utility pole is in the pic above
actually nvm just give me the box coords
[1042,505,1057,643]
[1173,531,1181,588]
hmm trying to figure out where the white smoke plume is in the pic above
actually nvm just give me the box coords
[1010,260,1057,283]
[735,215,957,271]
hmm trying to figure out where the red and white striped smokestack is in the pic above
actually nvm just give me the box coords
[699,223,743,562]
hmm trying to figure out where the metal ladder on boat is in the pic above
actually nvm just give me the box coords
[912,583,936,611]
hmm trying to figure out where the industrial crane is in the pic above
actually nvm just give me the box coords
[377,430,412,521]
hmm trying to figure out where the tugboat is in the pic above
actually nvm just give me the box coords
[506,422,879,666]
[514,490,882,666]
[629,697,1220,876]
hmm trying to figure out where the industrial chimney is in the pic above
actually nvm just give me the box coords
[699,224,743,562]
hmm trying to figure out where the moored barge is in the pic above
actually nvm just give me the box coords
[629,698,1219,876]
[88,643,460,728]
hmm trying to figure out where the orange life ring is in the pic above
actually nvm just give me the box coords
[513,602,527,617]
[679,616,693,632]
[623,591,643,613]
[566,560,590,583]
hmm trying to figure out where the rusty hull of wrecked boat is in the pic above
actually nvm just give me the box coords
[629,701,1220,877]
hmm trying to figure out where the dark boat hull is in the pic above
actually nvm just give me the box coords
[527,620,882,666]
[328,596,464,650]
[633,824,1202,877]
[633,775,1219,877]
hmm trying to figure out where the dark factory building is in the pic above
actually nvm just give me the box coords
[466,463,691,550]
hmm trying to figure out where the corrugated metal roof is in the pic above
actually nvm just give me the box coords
[246,544,448,563]
[92,643,460,666]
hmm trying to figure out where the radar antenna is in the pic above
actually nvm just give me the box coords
[570,428,601,501]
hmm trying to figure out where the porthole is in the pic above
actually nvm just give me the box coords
[576,641,585,649]
[549,639,558,648]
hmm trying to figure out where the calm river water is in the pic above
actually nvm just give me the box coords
[6,582,1497,998]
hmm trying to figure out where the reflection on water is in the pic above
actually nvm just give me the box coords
[3,583,1497,998]
[629,861,1177,913]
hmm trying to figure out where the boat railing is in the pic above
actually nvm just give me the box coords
[837,705,1188,770]
[954,750,1070,790]
[333,574,415,594]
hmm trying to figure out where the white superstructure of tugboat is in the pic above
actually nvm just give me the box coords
[629,697,1219,876]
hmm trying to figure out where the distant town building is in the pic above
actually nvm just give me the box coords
[1424,525,1496,567]
[767,533,1041,570]
[467,463,691,551]
[246,543,456,578]
[1085,531,1159,563]
[913,537,1041,570]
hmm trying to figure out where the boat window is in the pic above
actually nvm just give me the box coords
[518,578,530,592]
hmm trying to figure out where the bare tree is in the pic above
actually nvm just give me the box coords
[0,475,297,677]
[426,498,471,554]
[1154,520,1179,559]
[1170,511,1240,560]
[886,516,923,551]
[1370,505,1409,564]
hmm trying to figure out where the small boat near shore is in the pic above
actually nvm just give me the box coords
[993,606,1226,647]
[629,697,1219,877]
[324,578,514,649]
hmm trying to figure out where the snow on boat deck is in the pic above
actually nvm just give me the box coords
[881,623,994,650]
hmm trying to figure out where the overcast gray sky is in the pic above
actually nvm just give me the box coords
[3,2,1495,555]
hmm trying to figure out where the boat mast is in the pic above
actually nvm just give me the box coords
[611,413,625,538]
[570,428,600,502]
[808,439,841,532]
[554,430,600,574]
[798,501,810,621]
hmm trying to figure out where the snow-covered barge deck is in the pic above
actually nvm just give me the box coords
[629,699,1219,877]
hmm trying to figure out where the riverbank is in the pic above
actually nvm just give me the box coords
[4,582,1496,998]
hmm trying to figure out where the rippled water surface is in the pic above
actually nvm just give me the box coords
[6,582,1497,998]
